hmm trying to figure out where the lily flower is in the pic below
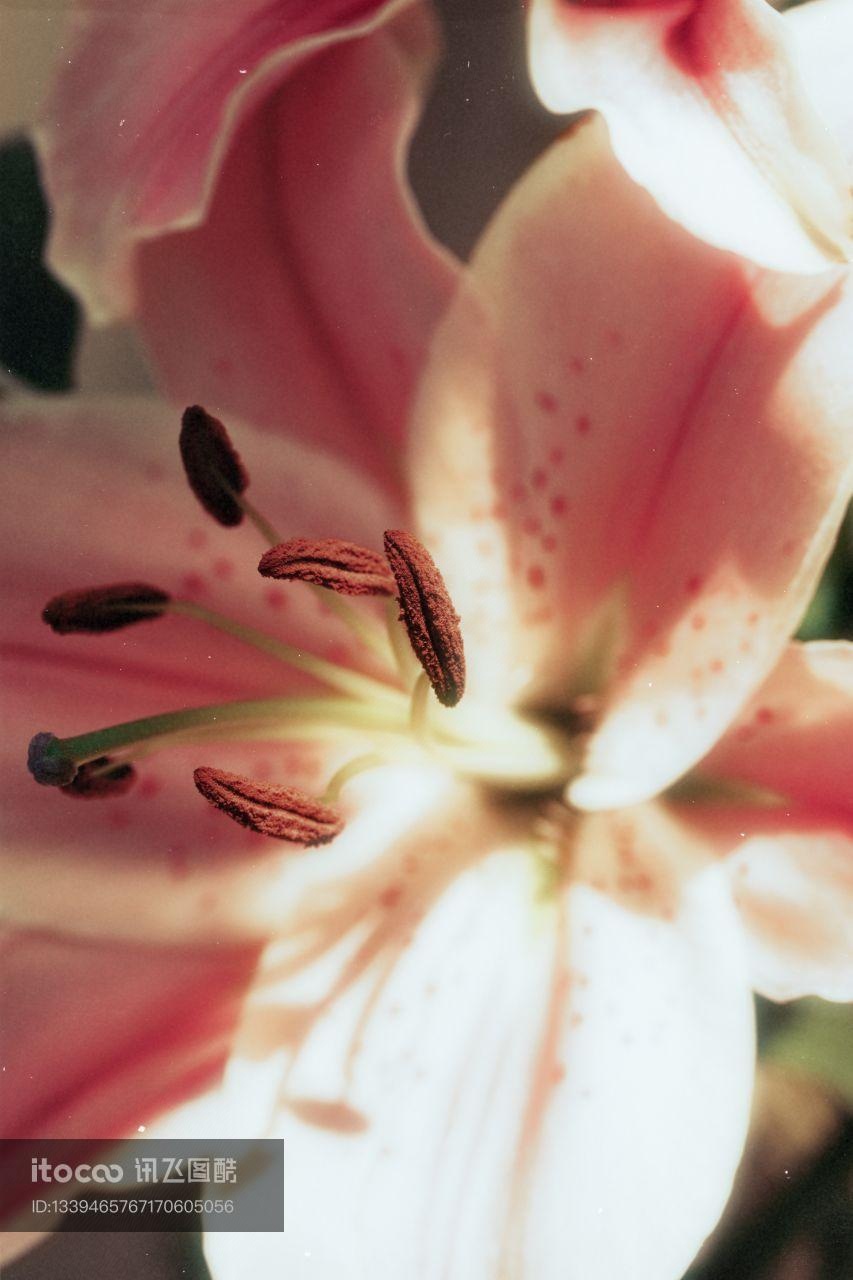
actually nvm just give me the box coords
[5,107,853,1280]
[527,0,853,272]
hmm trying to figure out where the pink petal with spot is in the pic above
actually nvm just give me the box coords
[410,118,853,755]
[528,0,852,271]
[704,641,853,813]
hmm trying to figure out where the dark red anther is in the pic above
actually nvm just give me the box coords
[383,529,466,708]
[180,405,248,526]
[193,767,344,845]
[259,537,396,596]
[42,583,170,634]
[63,757,137,798]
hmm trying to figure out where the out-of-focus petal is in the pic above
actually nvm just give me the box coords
[678,799,853,1002]
[204,830,753,1280]
[527,0,852,271]
[0,397,405,943]
[409,117,853,799]
[0,929,260,1140]
[730,822,853,1002]
[788,0,853,179]
[136,5,455,485]
[703,641,853,813]
[36,0,433,318]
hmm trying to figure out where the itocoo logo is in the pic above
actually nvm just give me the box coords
[31,1158,123,1184]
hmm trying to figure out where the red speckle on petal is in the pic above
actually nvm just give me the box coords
[550,494,568,518]
[755,706,775,726]
[575,414,591,436]
[691,613,706,631]
[181,572,207,596]
[139,776,161,800]
[531,468,548,492]
[542,534,557,553]
[568,355,585,374]
[685,574,703,596]
[747,612,760,626]
[709,658,724,674]
[523,516,542,537]
[535,390,559,413]
[378,884,403,910]
[552,1063,567,1083]
[265,587,286,610]
[213,557,234,580]
[188,528,207,550]
[527,564,546,590]
[781,539,797,557]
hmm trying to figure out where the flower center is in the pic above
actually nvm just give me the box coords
[27,407,579,844]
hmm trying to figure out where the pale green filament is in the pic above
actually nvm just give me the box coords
[165,599,404,706]
[52,696,411,771]
[233,489,283,547]
[385,597,419,686]
[320,752,387,803]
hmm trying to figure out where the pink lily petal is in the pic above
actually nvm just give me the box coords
[0,930,260,1140]
[203,820,752,1280]
[410,117,853,802]
[36,1,455,484]
[1,397,401,942]
[703,641,853,813]
[37,0,432,317]
[527,0,853,271]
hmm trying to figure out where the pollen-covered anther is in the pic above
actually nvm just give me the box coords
[62,757,137,799]
[193,766,344,845]
[383,529,466,707]
[259,537,396,596]
[180,405,248,526]
[42,583,171,634]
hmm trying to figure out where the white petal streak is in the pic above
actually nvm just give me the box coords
[206,852,754,1279]
[518,870,755,1280]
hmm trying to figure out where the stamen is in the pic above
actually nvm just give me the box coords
[42,583,170,634]
[28,695,411,784]
[193,766,344,844]
[383,530,466,708]
[259,538,395,597]
[180,405,248,527]
[62,756,136,799]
